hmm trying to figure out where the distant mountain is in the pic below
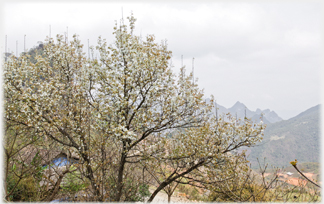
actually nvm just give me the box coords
[257,108,282,123]
[293,105,320,119]
[246,104,321,169]
[206,99,283,124]
[228,101,255,119]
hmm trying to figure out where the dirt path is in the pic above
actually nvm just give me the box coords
[147,189,189,203]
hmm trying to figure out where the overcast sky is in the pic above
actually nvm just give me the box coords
[1,1,322,120]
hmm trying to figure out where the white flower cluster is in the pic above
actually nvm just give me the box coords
[112,125,137,141]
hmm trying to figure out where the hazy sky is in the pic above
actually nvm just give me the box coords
[1,1,322,120]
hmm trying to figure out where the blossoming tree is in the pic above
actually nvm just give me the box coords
[4,14,265,202]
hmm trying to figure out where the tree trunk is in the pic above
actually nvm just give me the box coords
[86,164,102,201]
[115,150,127,201]
[147,181,169,202]
[168,194,171,203]
[4,155,9,198]
[44,169,72,202]
[81,150,102,201]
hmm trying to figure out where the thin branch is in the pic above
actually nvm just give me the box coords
[291,162,321,188]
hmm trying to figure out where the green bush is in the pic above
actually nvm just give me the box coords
[138,184,151,201]
[6,174,39,201]
[61,171,86,194]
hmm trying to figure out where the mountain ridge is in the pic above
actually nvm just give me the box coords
[206,99,283,124]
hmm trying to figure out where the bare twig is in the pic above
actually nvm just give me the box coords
[290,160,320,188]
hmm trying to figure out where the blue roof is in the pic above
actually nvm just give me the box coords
[43,156,78,168]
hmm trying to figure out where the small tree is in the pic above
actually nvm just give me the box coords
[4,33,104,200]
[86,14,211,201]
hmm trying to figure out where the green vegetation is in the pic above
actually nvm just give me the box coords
[61,168,88,195]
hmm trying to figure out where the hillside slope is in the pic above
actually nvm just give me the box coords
[247,105,320,168]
